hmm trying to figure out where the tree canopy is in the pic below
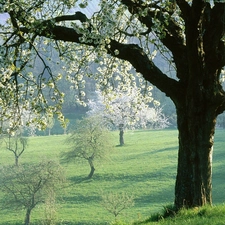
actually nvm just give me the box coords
[61,116,113,178]
[87,88,169,129]
[1,0,225,210]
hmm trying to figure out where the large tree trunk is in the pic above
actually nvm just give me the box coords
[173,10,225,209]
[174,105,216,208]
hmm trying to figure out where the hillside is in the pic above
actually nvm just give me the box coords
[0,129,224,224]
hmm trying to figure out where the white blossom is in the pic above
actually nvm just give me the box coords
[87,88,170,130]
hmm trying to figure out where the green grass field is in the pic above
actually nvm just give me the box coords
[0,129,225,225]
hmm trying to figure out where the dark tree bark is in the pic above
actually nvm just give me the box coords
[174,92,217,208]
[172,3,225,208]
[119,124,124,146]
[15,155,19,167]
[119,129,124,146]
[24,208,32,225]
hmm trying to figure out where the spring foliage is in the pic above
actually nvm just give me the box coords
[61,116,113,177]
[0,0,160,133]
[87,89,169,130]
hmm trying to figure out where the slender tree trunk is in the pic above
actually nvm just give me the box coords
[24,208,32,225]
[15,155,19,166]
[119,124,124,146]
[119,130,124,146]
[174,94,217,208]
[87,158,95,179]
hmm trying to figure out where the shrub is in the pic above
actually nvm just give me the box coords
[101,192,134,219]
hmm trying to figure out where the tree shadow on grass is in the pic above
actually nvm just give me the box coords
[0,221,109,225]
[68,160,176,190]
[0,223,23,225]
[69,172,153,185]
[135,188,174,206]
[148,146,177,155]
[67,146,177,184]
[62,192,101,204]
[57,222,108,225]
[68,174,99,184]
[94,170,175,183]
[0,219,109,225]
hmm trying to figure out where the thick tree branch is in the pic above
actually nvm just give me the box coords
[19,16,182,104]
[120,0,154,31]
[176,0,191,20]
[160,18,188,81]
[204,3,225,70]
[108,40,182,103]
[120,0,188,80]
[20,25,84,44]
[52,12,89,23]
[191,0,207,24]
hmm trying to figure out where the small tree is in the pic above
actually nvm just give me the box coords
[101,192,134,219]
[61,116,113,179]
[46,116,55,136]
[0,160,65,225]
[42,189,58,225]
[63,118,70,135]
[1,132,28,166]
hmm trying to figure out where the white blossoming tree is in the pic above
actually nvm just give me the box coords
[87,88,169,145]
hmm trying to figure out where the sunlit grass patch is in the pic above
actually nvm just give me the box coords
[0,129,225,224]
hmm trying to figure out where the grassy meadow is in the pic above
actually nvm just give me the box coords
[0,129,225,224]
